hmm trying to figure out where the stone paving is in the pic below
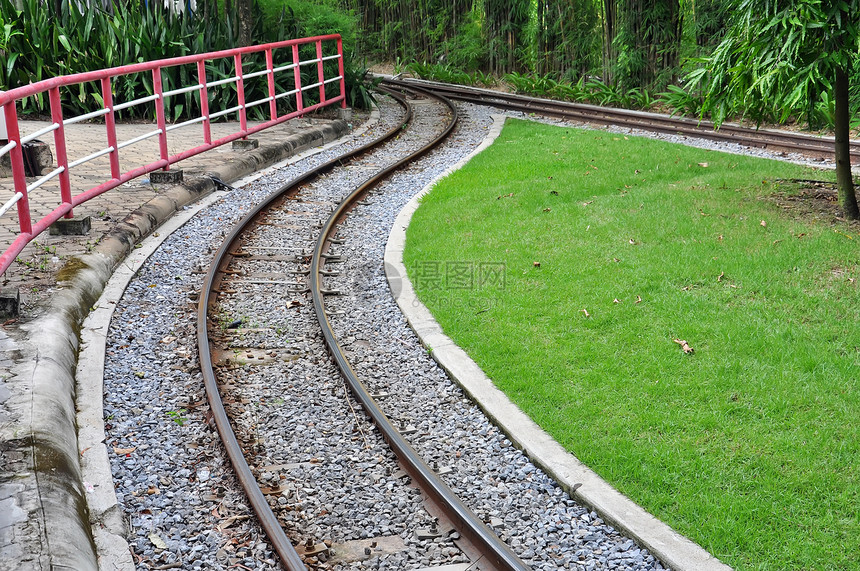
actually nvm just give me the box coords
[0,114,343,311]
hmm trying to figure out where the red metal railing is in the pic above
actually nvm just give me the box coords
[0,34,346,275]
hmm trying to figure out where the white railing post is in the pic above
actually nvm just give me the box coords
[0,92,7,140]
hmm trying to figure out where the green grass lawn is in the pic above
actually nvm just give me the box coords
[403,119,860,570]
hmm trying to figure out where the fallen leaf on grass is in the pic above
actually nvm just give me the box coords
[613,298,621,304]
[717,272,724,282]
[760,220,767,227]
[673,339,694,354]
[581,309,590,318]
[533,261,541,267]
[543,208,552,212]
[698,162,709,167]
[635,296,642,303]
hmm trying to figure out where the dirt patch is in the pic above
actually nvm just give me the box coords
[768,179,860,228]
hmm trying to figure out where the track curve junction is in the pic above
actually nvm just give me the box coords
[391,77,860,164]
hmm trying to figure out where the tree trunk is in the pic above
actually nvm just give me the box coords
[238,0,253,47]
[602,0,616,83]
[834,65,860,220]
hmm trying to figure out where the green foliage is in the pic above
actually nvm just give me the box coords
[483,0,531,74]
[257,0,357,55]
[0,0,359,121]
[692,0,860,126]
[503,72,658,110]
[347,0,473,65]
[532,0,600,78]
[342,61,380,109]
[690,0,860,219]
[691,0,731,51]
[657,84,703,116]
[438,11,486,71]
[166,409,188,426]
[611,0,683,91]
[408,62,496,88]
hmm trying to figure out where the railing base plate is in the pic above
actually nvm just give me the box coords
[232,139,260,151]
[0,286,20,318]
[49,215,91,236]
[151,169,184,184]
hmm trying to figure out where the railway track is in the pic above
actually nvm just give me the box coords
[105,86,673,570]
[197,84,529,570]
[391,77,860,163]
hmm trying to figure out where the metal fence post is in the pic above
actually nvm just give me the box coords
[316,40,325,105]
[337,37,346,109]
[265,49,277,121]
[3,102,32,235]
[197,60,212,145]
[101,77,121,181]
[0,95,6,140]
[48,87,74,218]
[292,43,304,115]
[152,67,170,169]
[234,54,248,135]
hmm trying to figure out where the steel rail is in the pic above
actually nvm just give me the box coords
[197,92,413,571]
[391,78,860,162]
[309,82,530,571]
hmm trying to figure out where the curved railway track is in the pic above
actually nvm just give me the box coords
[391,77,860,163]
[197,84,529,570]
[103,73,850,571]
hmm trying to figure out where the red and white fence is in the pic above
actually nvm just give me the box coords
[0,34,346,275]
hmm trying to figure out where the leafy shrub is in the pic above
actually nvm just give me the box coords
[343,61,381,110]
[438,13,486,71]
[407,62,495,88]
[256,0,357,56]
[504,72,660,111]
[657,85,704,117]
[0,0,365,120]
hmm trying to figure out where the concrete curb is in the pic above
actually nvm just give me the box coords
[1,117,356,571]
[384,114,732,571]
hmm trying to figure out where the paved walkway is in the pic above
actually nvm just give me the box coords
[0,115,348,311]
